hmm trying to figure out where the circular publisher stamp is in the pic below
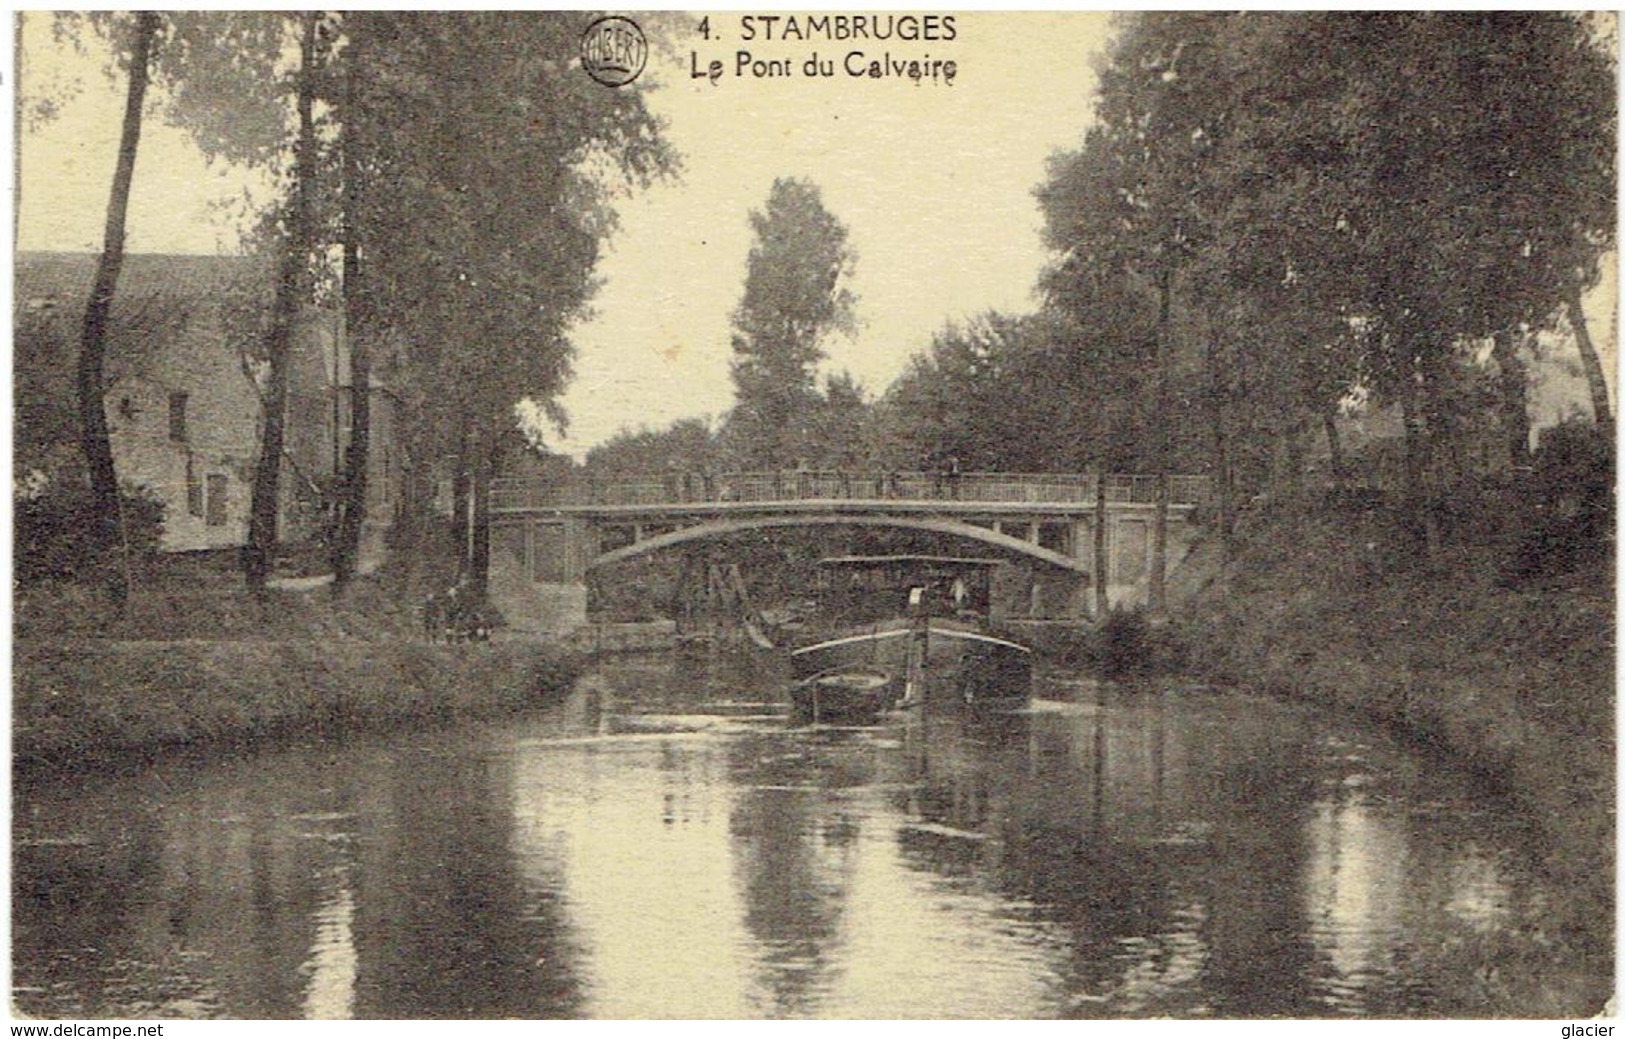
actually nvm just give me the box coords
[580,16,648,87]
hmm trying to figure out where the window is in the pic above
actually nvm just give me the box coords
[186,458,203,517]
[206,474,228,527]
[168,392,189,442]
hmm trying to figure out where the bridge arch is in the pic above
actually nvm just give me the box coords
[588,514,1089,574]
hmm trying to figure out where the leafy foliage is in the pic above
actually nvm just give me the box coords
[349,12,677,472]
[1031,12,1616,538]
[725,177,857,467]
[587,417,724,475]
[16,472,164,586]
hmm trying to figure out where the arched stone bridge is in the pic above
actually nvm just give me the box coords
[486,470,1212,634]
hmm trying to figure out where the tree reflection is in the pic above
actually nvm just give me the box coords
[350,745,584,1018]
[724,731,863,1017]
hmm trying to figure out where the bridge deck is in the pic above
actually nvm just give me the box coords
[492,471,1211,513]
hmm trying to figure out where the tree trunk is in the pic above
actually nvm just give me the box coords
[1322,407,1347,489]
[1491,329,1531,468]
[78,11,160,604]
[1094,469,1109,620]
[448,419,472,575]
[1399,360,1440,565]
[469,445,493,595]
[1150,472,1169,615]
[1567,281,1612,437]
[1206,327,1232,558]
[333,21,371,592]
[1280,413,1309,498]
[244,13,318,595]
[451,461,472,574]
[1148,265,1172,618]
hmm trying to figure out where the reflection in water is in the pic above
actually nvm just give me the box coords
[509,731,753,1018]
[13,653,1585,1018]
[301,865,356,1020]
[1443,846,1517,934]
[349,746,584,1018]
[725,737,858,1017]
[1306,793,1411,1004]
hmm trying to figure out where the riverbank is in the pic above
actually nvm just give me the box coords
[1175,503,1613,1008]
[14,638,584,772]
[13,578,584,773]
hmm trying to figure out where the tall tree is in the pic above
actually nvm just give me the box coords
[1039,13,1237,612]
[1311,13,1615,549]
[75,11,160,603]
[331,13,371,591]
[44,11,315,593]
[1038,12,1616,566]
[882,311,1086,471]
[726,177,856,468]
[243,12,323,594]
[1036,140,1165,477]
[349,13,676,589]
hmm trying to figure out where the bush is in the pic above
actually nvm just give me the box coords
[1098,606,1152,678]
[1502,419,1614,585]
[15,478,164,585]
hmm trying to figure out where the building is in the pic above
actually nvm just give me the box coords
[14,252,402,557]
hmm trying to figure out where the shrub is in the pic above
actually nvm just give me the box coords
[15,477,165,585]
[1098,606,1152,678]
[1502,419,1614,585]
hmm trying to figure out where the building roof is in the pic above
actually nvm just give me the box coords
[14,251,393,392]
[15,252,274,385]
[16,251,271,305]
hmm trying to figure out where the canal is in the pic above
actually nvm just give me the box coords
[13,651,1573,1019]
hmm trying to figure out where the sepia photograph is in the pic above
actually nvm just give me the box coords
[10,9,1617,1021]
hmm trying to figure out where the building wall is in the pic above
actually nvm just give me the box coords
[108,304,402,553]
[286,312,405,531]
[106,312,262,552]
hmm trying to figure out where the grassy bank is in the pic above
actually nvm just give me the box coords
[13,576,584,772]
[1175,501,1613,1001]
[14,638,584,771]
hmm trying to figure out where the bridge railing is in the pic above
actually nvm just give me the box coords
[491,471,1213,511]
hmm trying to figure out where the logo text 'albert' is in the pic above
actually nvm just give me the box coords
[581,16,648,87]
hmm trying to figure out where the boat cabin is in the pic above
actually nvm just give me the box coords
[810,555,1001,627]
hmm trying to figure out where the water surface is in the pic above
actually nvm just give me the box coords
[13,650,1572,1018]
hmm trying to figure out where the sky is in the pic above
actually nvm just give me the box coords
[554,12,1116,456]
[14,11,1616,459]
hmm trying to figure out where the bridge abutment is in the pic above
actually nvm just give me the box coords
[489,517,592,635]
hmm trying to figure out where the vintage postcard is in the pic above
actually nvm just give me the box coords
[11,10,1617,1022]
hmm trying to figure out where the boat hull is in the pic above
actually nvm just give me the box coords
[790,620,1032,716]
[788,669,896,725]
